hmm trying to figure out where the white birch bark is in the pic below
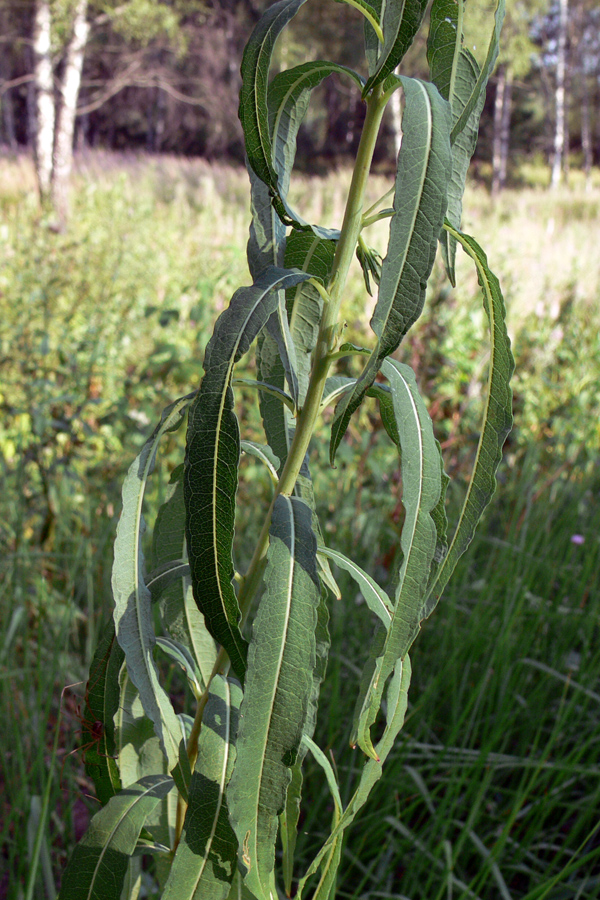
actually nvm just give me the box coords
[389,80,402,158]
[551,0,569,188]
[52,0,89,228]
[32,0,55,202]
[492,68,506,196]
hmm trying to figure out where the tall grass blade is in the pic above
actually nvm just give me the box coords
[112,396,192,777]
[228,495,321,900]
[163,676,242,900]
[330,77,452,463]
[56,775,173,900]
[425,224,513,608]
[184,267,310,682]
[363,0,429,95]
[351,360,442,758]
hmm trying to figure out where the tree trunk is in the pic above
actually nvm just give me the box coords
[51,0,89,229]
[499,72,512,190]
[581,64,592,186]
[551,0,569,188]
[492,68,506,196]
[32,0,55,204]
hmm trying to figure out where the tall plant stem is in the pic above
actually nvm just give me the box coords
[238,84,387,615]
[177,87,388,847]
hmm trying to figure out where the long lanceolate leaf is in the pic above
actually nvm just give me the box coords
[163,676,242,900]
[112,397,192,777]
[184,267,310,683]
[57,775,174,900]
[228,495,321,900]
[330,78,452,463]
[363,0,429,95]
[239,0,308,195]
[424,224,513,611]
[450,0,505,143]
[296,657,412,899]
[352,359,442,758]
[427,0,490,284]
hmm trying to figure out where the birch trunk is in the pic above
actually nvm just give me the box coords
[32,0,55,203]
[389,78,402,158]
[51,0,89,229]
[492,68,506,196]
[551,0,569,189]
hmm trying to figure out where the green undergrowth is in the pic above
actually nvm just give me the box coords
[1,154,599,897]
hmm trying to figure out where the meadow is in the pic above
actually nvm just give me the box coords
[1,150,599,899]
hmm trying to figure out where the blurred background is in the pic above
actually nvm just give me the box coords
[1,1,600,898]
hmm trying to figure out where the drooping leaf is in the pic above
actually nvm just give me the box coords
[228,496,321,900]
[351,359,442,758]
[162,676,242,900]
[364,0,382,75]
[427,0,463,103]
[296,657,412,899]
[450,0,505,143]
[440,48,485,284]
[318,546,392,628]
[239,0,309,195]
[114,668,166,792]
[280,582,331,894]
[265,296,300,406]
[112,396,192,781]
[285,230,336,404]
[330,78,452,463]
[184,267,310,683]
[424,224,513,612]
[363,0,429,96]
[267,61,362,235]
[155,637,203,700]
[57,775,174,900]
[240,439,280,484]
[82,621,124,805]
[152,466,218,688]
[300,735,343,899]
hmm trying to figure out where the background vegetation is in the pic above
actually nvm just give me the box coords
[1,150,599,898]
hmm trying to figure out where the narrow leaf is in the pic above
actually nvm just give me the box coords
[450,0,505,142]
[363,0,429,95]
[184,267,310,683]
[163,676,242,900]
[425,224,513,610]
[330,78,452,463]
[296,657,411,899]
[318,546,392,628]
[241,440,280,484]
[427,0,463,103]
[57,775,173,900]
[112,396,192,776]
[228,496,321,900]
[239,0,308,194]
[352,359,442,758]
[82,622,124,805]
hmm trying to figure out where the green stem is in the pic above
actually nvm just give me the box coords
[238,84,388,615]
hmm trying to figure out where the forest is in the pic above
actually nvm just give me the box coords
[1,1,600,899]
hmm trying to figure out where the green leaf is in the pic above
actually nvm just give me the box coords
[234,378,295,414]
[112,396,192,777]
[318,546,392,628]
[285,231,337,405]
[155,637,203,699]
[330,78,452,463]
[114,668,166,792]
[239,0,309,195]
[450,0,505,143]
[265,296,300,406]
[364,0,383,75]
[228,495,321,900]
[82,622,124,805]
[363,0,429,96]
[163,676,242,900]
[241,439,280,484]
[268,61,363,235]
[296,657,411,899]
[184,266,310,683]
[440,48,484,285]
[300,736,343,900]
[247,171,286,281]
[425,224,513,610]
[335,0,383,43]
[57,775,174,900]
[427,0,463,103]
[351,359,442,758]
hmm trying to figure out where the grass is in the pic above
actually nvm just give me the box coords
[1,151,599,899]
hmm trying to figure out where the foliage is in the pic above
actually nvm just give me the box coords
[48,1,517,898]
